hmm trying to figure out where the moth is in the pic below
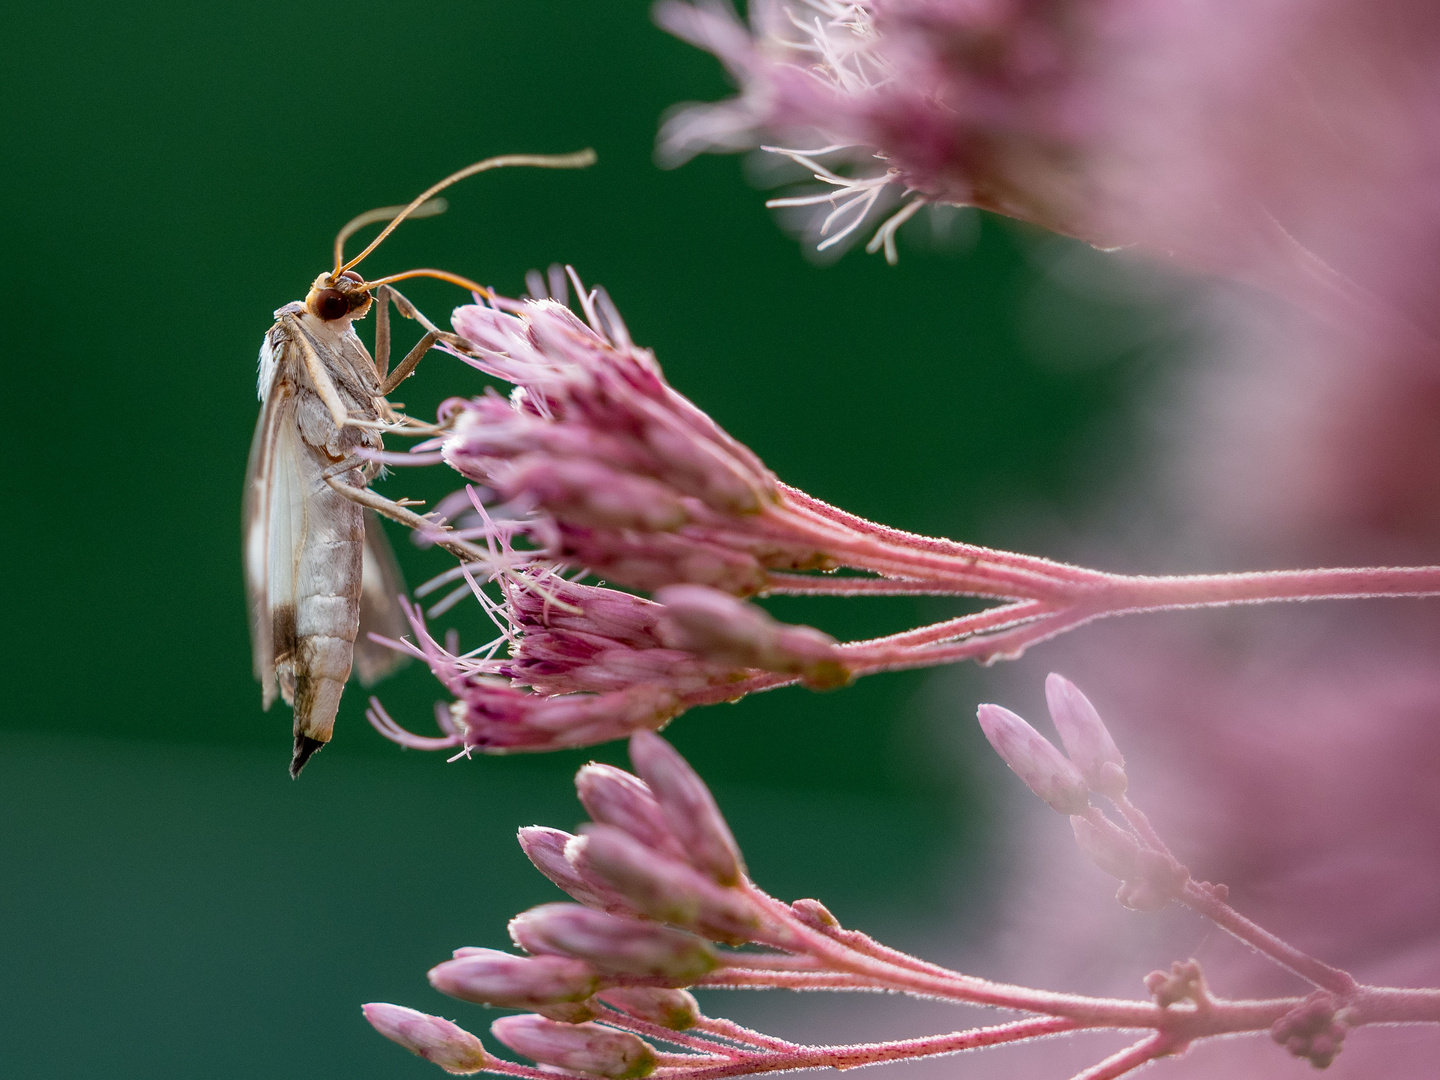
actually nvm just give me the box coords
[244,151,597,777]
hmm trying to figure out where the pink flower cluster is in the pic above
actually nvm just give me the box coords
[364,704,1440,1078]
[362,273,1440,757]
[658,0,1440,342]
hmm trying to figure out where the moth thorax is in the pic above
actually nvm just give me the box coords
[306,269,373,322]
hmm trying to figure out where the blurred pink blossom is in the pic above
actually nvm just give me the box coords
[659,0,1440,354]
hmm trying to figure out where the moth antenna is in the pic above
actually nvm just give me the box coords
[336,149,598,277]
[332,197,449,276]
[359,268,496,298]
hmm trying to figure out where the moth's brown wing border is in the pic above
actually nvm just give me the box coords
[354,509,412,685]
[244,324,305,710]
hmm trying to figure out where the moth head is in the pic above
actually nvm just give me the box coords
[305,270,373,323]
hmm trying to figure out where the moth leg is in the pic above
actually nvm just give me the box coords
[374,284,394,380]
[385,285,482,357]
[325,475,492,565]
[290,326,351,429]
[383,285,444,335]
[320,452,379,485]
[378,330,441,397]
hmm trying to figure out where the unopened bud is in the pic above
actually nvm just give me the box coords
[363,1003,490,1075]
[575,764,687,859]
[654,585,847,688]
[509,902,720,983]
[1045,674,1127,797]
[1144,959,1207,1008]
[628,731,744,885]
[977,704,1090,815]
[491,1015,658,1079]
[518,826,643,917]
[536,1000,600,1024]
[597,986,701,1030]
[790,898,840,929]
[1070,814,1143,880]
[1115,850,1189,913]
[568,825,763,944]
[1270,991,1347,1069]
[507,458,689,532]
[429,948,601,1009]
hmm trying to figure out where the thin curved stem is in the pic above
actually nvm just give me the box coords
[1181,881,1357,996]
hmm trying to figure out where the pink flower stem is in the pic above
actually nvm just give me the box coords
[842,608,1094,672]
[475,1059,562,1080]
[1180,880,1358,996]
[710,953,826,972]
[698,969,890,991]
[691,1018,805,1053]
[650,1018,1081,1080]
[786,910,982,981]
[741,885,1171,1022]
[777,484,1109,585]
[1345,985,1440,1025]
[589,1005,740,1059]
[761,573,1044,597]
[1108,794,1173,859]
[842,599,1055,649]
[1091,566,1440,609]
[775,515,1081,598]
[1067,1033,1173,1080]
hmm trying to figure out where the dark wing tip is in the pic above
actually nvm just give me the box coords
[290,734,327,778]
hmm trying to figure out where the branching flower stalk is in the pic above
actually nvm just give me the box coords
[354,270,1440,755]
[364,688,1440,1078]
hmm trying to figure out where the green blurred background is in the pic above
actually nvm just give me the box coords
[1,2,1174,1076]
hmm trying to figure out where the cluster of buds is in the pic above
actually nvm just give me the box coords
[365,689,1421,1079]
[362,271,1440,758]
[367,731,778,1076]
[363,272,1087,754]
[1270,991,1349,1069]
[369,569,846,753]
[443,286,826,595]
[977,674,1191,912]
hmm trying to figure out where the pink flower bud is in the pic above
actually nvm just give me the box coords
[1045,674,1127,797]
[568,825,764,945]
[503,458,689,532]
[790,898,840,929]
[597,986,701,1030]
[1070,814,1143,881]
[428,947,601,1009]
[457,680,683,753]
[362,1003,490,1074]
[536,1000,600,1024]
[1271,992,1347,1070]
[575,764,688,859]
[653,584,847,688]
[509,902,720,983]
[518,826,643,917]
[628,731,745,885]
[1115,850,1190,913]
[976,704,1090,815]
[491,1015,658,1079]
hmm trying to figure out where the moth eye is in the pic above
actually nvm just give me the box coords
[339,270,365,284]
[314,289,349,321]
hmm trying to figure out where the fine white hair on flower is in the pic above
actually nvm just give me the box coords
[762,145,911,259]
[656,0,940,263]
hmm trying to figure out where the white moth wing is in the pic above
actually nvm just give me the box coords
[354,510,412,685]
[245,326,308,709]
[245,337,285,704]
